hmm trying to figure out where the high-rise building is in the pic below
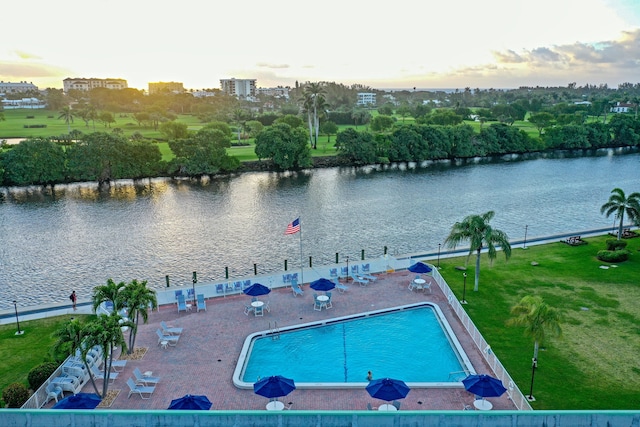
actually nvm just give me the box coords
[63,77,128,92]
[220,78,256,98]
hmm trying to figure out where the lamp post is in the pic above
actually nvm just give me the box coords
[437,243,441,269]
[345,256,349,282]
[527,357,537,401]
[192,271,197,305]
[461,273,467,304]
[13,300,23,335]
[523,225,528,249]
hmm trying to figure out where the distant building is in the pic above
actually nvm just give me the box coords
[148,81,184,95]
[1,98,45,109]
[610,102,635,113]
[256,86,290,99]
[192,90,218,98]
[220,78,256,98]
[63,77,128,92]
[0,81,38,94]
[357,92,376,106]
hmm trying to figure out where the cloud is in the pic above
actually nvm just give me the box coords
[255,62,289,69]
[13,50,41,60]
[0,60,74,87]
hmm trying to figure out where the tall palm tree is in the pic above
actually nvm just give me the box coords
[58,106,74,133]
[444,211,511,291]
[600,188,640,240]
[83,313,132,398]
[303,82,327,149]
[507,295,562,360]
[92,278,127,314]
[120,279,157,354]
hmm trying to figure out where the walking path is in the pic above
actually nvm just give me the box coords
[42,270,518,411]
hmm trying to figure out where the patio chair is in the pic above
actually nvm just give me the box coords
[361,263,371,273]
[333,279,348,293]
[254,305,264,316]
[329,268,338,278]
[215,284,224,294]
[325,291,333,309]
[340,266,348,277]
[161,320,183,335]
[133,367,160,386]
[392,400,402,410]
[243,279,252,289]
[367,403,377,410]
[234,281,243,291]
[291,273,298,282]
[177,294,188,313]
[174,290,183,301]
[244,303,254,316]
[351,265,359,274]
[282,274,291,284]
[313,294,323,311]
[45,383,63,404]
[423,281,432,294]
[264,300,271,312]
[186,288,195,302]
[127,377,155,399]
[225,282,234,292]
[90,364,118,384]
[197,293,207,312]
[291,279,304,297]
[156,329,180,346]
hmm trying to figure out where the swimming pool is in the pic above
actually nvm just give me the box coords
[233,302,475,389]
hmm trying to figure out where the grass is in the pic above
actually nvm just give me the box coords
[438,234,640,409]
[0,314,91,405]
[1,236,638,409]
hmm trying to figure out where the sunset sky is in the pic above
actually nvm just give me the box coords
[2,0,640,91]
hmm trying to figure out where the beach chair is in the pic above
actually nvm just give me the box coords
[133,367,160,386]
[313,294,323,311]
[177,294,188,313]
[361,272,377,281]
[282,274,291,284]
[197,293,207,312]
[333,278,348,293]
[340,266,348,277]
[291,279,304,297]
[156,329,179,346]
[234,281,243,291]
[244,303,254,316]
[329,268,338,278]
[351,265,359,274]
[216,284,224,294]
[291,273,298,283]
[110,360,127,372]
[174,290,183,301]
[186,288,195,302]
[325,291,333,309]
[243,279,252,289]
[361,263,371,273]
[161,320,183,335]
[351,274,369,287]
[90,364,118,384]
[127,377,155,399]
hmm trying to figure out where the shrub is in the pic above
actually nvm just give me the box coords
[47,115,54,118]
[2,383,30,408]
[26,115,35,119]
[27,362,58,391]
[23,124,47,128]
[606,239,628,251]
[596,249,630,263]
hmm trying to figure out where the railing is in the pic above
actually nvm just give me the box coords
[430,267,533,410]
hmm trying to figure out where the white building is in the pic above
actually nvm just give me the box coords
[357,92,376,106]
[610,102,635,113]
[1,98,45,109]
[63,77,128,92]
[0,81,38,94]
[220,78,256,98]
[256,86,290,99]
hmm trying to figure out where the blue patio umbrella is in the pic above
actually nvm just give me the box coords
[462,374,507,398]
[168,394,212,410]
[253,375,296,399]
[366,377,411,402]
[53,392,102,409]
[310,278,335,292]
[408,262,432,274]
[243,283,271,297]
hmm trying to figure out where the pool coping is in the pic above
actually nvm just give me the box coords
[232,301,474,389]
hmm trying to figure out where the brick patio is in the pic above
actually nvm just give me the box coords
[68,271,518,411]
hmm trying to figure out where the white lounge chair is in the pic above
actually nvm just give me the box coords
[156,329,179,346]
[133,367,160,386]
[90,364,118,384]
[160,320,183,336]
[127,377,155,399]
[350,275,369,287]
[332,279,348,293]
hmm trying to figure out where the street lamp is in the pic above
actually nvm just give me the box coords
[523,225,528,249]
[192,271,197,305]
[13,300,24,335]
[461,273,468,304]
[527,357,537,401]
[437,243,441,269]
[345,256,350,282]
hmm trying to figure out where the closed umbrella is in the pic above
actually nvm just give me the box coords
[53,393,101,409]
[243,283,271,297]
[168,394,212,410]
[366,377,411,402]
[310,278,335,292]
[408,262,432,274]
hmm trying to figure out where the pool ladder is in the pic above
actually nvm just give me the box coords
[269,321,280,340]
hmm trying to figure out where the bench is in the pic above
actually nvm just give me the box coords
[563,236,586,246]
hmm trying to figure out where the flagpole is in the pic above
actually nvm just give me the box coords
[299,217,304,286]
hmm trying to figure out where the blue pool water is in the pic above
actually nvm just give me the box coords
[235,304,474,387]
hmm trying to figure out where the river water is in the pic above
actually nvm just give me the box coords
[0,150,638,310]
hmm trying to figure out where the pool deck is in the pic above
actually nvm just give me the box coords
[60,270,518,411]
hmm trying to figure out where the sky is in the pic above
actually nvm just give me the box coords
[2,0,640,91]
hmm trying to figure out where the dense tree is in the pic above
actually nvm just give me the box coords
[274,114,304,129]
[584,122,611,148]
[254,122,312,170]
[421,109,463,126]
[508,295,562,361]
[319,120,338,144]
[351,107,371,128]
[335,128,377,164]
[444,211,511,292]
[159,121,189,140]
[528,112,555,136]
[600,188,640,239]
[377,103,394,116]
[370,115,395,132]
[98,111,115,128]
[608,114,640,146]
[168,128,239,176]
[396,103,412,123]
[1,138,66,186]
[388,125,425,161]
[447,124,476,158]
[245,120,264,138]
[202,121,233,138]
[45,88,66,110]
[543,125,589,149]
[417,125,451,159]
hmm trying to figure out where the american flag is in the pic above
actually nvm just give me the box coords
[284,218,300,235]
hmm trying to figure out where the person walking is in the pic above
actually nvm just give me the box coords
[70,290,77,310]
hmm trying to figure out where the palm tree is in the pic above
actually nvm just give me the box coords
[303,82,327,149]
[120,279,157,354]
[600,188,640,240]
[444,211,511,292]
[507,295,562,360]
[58,106,74,133]
[92,278,127,314]
[83,313,132,398]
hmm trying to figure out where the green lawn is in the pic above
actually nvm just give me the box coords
[438,234,640,410]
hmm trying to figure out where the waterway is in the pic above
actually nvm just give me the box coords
[0,150,638,310]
